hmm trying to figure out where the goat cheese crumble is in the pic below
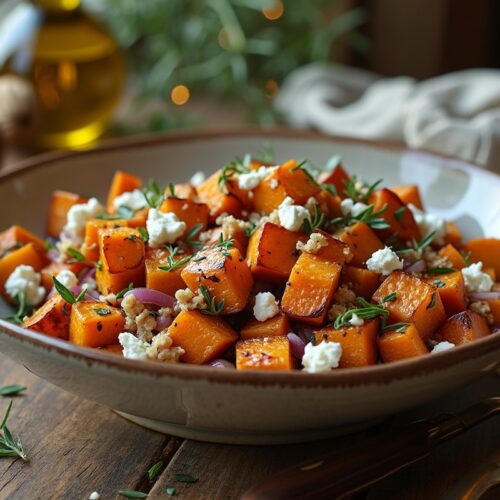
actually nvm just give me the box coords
[340,198,369,218]
[62,197,105,245]
[55,269,78,289]
[237,166,273,190]
[113,189,147,211]
[408,203,447,245]
[277,197,310,232]
[5,265,45,306]
[302,341,342,373]
[146,208,186,247]
[190,171,206,187]
[366,246,404,275]
[461,262,493,293]
[118,332,150,360]
[296,232,328,254]
[253,292,279,322]
[431,341,455,353]
[349,312,365,326]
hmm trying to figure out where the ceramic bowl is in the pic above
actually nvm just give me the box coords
[0,129,499,445]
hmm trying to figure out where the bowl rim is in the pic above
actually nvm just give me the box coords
[1,127,499,388]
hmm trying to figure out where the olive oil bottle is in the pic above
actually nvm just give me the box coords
[2,0,125,150]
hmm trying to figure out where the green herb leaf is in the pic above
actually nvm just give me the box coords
[67,247,85,262]
[393,206,406,222]
[172,473,198,483]
[137,226,149,243]
[166,486,176,496]
[427,267,456,275]
[343,176,382,203]
[199,285,224,316]
[462,250,472,265]
[244,221,257,237]
[148,460,164,481]
[434,279,446,288]
[167,183,179,199]
[427,292,437,309]
[116,283,134,299]
[382,322,410,333]
[218,160,249,192]
[396,230,438,257]
[0,386,26,397]
[382,292,397,303]
[302,205,324,234]
[159,246,192,272]
[95,261,103,271]
[52,277,86,305]
[4,291,30,325]
[333,297,389,329]
[0,401,27,461]
[183,223,204,249]
[93,308,112,316]
[214,235,235,256]
[118,491,148,498]
[290,160,319,186]
[142,178,164,208]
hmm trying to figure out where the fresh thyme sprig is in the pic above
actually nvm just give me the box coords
[214,235,235,256]
[67,247,85,263]
[302,205,325,234]
[199,285,224,316]
[53,277,87,305]
[137,226,149,243]
[381,322,410,333]
[159,246,192,272]
[327,203,389,231]
[342,176,382,203]
[333,297,389,329]
[183,223,204,249]
[218,159,250,192]
[290,160,319,186]
[396,230,437,257]
[142,178,164,208]
[0,401,27,461]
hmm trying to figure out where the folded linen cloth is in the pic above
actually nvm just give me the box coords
[275,63,500,171]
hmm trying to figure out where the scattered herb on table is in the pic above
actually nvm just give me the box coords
[118,491,148,498]
[0,385,26,397]
[0,401,27,461]
[166,485,176,496]
[148,460,164,481]
[172,473,198,483]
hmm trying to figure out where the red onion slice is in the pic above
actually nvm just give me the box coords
[287,332,305,359]
[406,260,426,274]
[492,326,500,334]
[205,359,235,369]
[124,288,176,308]
[156,314,173,331]
[469,291,500,301]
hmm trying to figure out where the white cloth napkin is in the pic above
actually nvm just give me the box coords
[276,63,500,171]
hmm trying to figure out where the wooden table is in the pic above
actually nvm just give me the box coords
[0,352,498,500]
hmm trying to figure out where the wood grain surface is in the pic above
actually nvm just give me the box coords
[0,351,498,500]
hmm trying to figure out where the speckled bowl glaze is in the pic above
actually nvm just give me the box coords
[1,129,499,445]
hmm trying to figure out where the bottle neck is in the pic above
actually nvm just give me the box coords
[31,0,81,12]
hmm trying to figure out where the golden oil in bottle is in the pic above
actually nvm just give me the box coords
[2,0,125,150]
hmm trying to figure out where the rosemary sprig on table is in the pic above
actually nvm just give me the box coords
[0,401,27,461]
[199,285,224,316]
[0,385,26,397]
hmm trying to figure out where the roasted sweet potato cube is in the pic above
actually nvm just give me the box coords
[168,183,197,201]
[335,221,384,267]
[369,188,421,241]
[373,270,446,339]
[160,197,209,236]
[341,265,381,299]
[0,243,48,302]
[310,230,353,264]
[196,169,247,220]
[125,208,149,229]
[486,299,500,324]
[435,311,490,345]
[236,336,294,371]
[253,160,320,213]
[106,170,142,212]
[181,247,253,314]
[47,190,87,238]
[83,219,129,262]
[463,238,500,277]
[426,272,467,317]
[390,185,424,209]
[281,253,342,326]
[314,189,342,218]
[444,221,462,247]
[314,319,379,368]
[240,314,290,340]
[0,225,46,257]
[246,222,306,284]
[145,247,189,296]
[22,293,72,339]
[168,310,238,364]
[377,324,429,362]
[438,244,467,270]
[318,164,351,199]
[69,302,125,347]
[96,227,145,294]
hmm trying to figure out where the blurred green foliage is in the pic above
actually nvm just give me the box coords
[84,0,366,130]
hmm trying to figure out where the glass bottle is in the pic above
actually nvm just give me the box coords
[1,0,125,150]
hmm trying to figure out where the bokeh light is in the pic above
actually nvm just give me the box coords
[262,1,284,21]
[170,85,190,105]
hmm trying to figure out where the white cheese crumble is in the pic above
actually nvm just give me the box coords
[408,203,447,245]
[88,492,101,500]
[55,269,78,289]
[349,313,365,326]
[237,166,272,190]
[113,189,147,211]
[340,198,369,218]
[366,246,404,275]
[296,232,328,254]
[190,171,206,187]
[269,178,279,189]
[277,197,310,232]
[302,341,342,373]
[253,292,279,322]
[118,332,150,360]
[146,208,186,247]
[461,262,494,293]
[5,265,45,306]
[431,341,455,353]
[62,197,105,245]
